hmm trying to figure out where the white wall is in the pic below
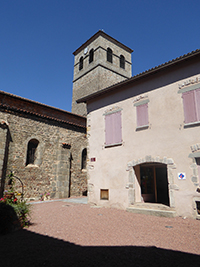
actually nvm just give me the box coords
[87,63,200,217]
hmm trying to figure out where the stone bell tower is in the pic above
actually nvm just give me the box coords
[71,30,133,116]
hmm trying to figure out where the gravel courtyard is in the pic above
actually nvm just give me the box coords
[0,198,200,266]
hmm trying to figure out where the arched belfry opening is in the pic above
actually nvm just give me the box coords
[89,49,94,63]
[107,47,113,63]
[134,162,170,206]
[79,56,83,70]
[72,31,133,116]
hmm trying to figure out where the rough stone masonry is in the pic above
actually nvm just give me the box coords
[0,91,87,200]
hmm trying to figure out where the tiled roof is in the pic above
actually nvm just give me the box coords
[77,49,200,103]
[0,91,86,129]
[134,49,200,77]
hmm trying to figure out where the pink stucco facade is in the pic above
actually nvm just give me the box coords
[85,50,200,218]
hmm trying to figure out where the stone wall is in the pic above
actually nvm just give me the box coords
[0,121,10,197]
[72,31,133,116]
[0,94,87,201]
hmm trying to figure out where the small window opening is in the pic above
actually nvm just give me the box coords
[26,139,39,165]
[100,189,109,200]
[79,56,83,70]
[120,55,125,69]
[196,201,200,215]
[81,148,87,170]
[89,49,94,63]
[107,48,113,63]
[195,158,200,185]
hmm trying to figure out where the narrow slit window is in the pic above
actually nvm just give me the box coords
[81,148,87,170]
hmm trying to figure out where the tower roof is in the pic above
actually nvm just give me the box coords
[77,48,200,103]
[73,30,133,56]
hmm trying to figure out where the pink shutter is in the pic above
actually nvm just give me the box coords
[113,111,122,144]
[198,165,200,185]
[195,88,200,121]
[105,111,122,145]
[137,103,148,127]
[182,91,197,123]
[105,113,113,145]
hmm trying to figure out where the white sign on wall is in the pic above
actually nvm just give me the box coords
[178,172,186,180]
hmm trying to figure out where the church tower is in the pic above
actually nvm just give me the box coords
[72,30,133,116]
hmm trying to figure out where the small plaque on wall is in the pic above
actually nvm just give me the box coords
[178,173,186,180]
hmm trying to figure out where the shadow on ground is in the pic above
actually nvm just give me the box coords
[0,229,199,267]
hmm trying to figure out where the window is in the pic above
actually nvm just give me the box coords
[105,110,122,146]
[89,49,94,63]
[182,88,200,124]
[100,189,109,200]
[26,139,39,165]
[196,201,200,215]
[107,48,113,63]
[195,158,200,185]
[79,56,83,70]
[81,148,87,170]
[120,55,125,69]
[134,100,149,129]
[136,103,149,128]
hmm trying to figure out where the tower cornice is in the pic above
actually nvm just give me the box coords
[73,30,133,56]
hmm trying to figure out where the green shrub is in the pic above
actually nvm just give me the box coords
[0,197,31,228]
[10,201,31,227]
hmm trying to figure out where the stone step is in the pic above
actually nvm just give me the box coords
[127,203,176,218]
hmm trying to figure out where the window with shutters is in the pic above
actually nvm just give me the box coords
[134,99,149,130]
[107,48,113,63]
[104,110,122,147]
[182,88,200,125]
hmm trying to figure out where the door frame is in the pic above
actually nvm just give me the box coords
[126,156,176,208]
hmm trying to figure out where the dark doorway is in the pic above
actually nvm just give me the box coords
[156,167,169,206]
[140,163,169,206]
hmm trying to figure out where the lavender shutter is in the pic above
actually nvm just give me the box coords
[182,91,197,123]
[137,103,148,127]
[105,113,113,145]
[113,111,122,144]
[105,111,122,145]
[198,165,200,185]
[195,88,200,121]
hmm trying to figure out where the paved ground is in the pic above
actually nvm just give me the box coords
[30,196,88,205]
[0,197,200,267]
[62,197,88,204]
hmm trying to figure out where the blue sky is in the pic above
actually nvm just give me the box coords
[0,0,200,112]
